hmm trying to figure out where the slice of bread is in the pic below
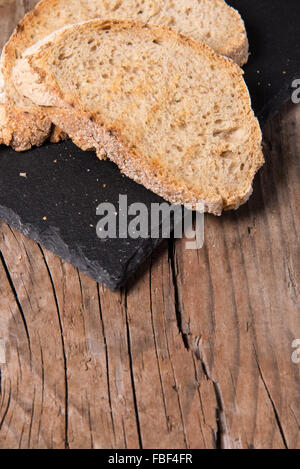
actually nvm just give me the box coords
[13,20,263,215]
[1,0,249,151]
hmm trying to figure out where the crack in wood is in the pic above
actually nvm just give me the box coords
[287,263,299,304]
[190,353,209,448]
[192,335,227,449]
[253,347,288,449]
[212,381,227,450]
[0,378,11,432]
[121,417,127,449]
[149,257,170,432]
[86,398,94,449]
[159,298,189,449]
[97,283,116,443]
[168,239,190,349]
[124,288,143,449]
[19,422,25,449]
[0,249,32,363]
[37,245,69,449]
[27,386,36,448]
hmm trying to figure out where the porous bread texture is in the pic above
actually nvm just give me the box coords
[13,20,263,215]
[0,0,249,151]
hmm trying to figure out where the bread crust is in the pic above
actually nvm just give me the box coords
[46,106,255,216]
[217,0,249,66]
[13,19,263,215]
[0,102,67,150]
[1,0,249,151]
[0,102,52,151]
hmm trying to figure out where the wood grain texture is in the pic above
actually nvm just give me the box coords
[0,0,299,449]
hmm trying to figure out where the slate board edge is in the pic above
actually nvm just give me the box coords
[258,75,300,124]
[0,204,163,290]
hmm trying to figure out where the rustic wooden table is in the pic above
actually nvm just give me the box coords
[0,0,299,450]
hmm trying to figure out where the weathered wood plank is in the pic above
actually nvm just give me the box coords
[125,250,217,448]
[40,250,141,448]
[0,0,299,450]
[0,225,67,448]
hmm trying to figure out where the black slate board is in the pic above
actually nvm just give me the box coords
[229,0,300,122]
[0,0,300,290]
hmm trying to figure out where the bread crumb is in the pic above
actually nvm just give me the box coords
[42,216,47,221]
[20,172,27,178]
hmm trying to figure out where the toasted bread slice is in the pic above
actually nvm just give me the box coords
[13,20,263,215]
[1,0,249,151]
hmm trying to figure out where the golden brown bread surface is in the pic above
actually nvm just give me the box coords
[1,0,249,150]
[13,19,263,215]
